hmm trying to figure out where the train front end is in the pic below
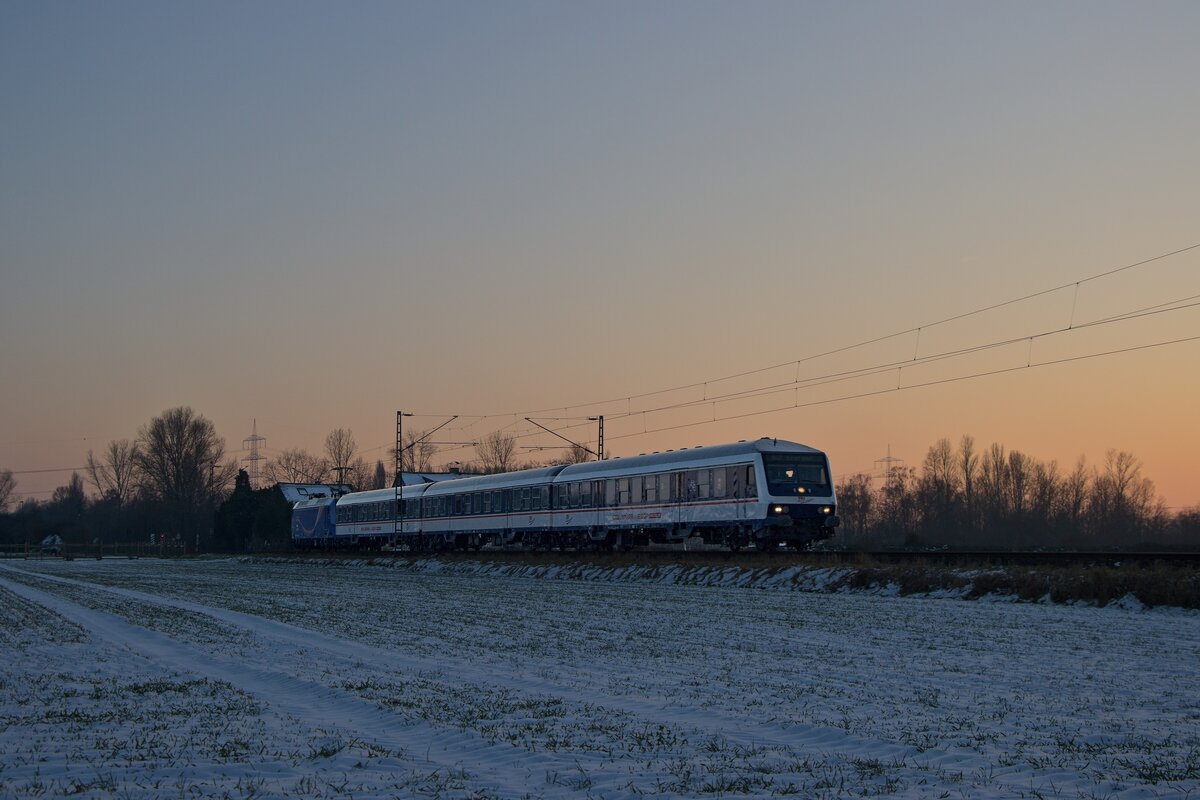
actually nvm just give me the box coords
[756,442,840,549]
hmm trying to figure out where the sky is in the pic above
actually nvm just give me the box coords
[2,1,1198,509]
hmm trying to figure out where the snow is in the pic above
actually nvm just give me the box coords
[1,557,1197,798]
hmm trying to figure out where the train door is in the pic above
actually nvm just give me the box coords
[672,472,685,531]
[732,465,745,523]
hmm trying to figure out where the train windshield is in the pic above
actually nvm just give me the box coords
[762,453,830,496]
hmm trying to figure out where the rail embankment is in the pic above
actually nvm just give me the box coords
[261,551,1200,610]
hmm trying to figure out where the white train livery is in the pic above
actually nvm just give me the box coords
[292,438,839,552]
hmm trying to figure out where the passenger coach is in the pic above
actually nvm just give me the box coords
[292,438,839,552]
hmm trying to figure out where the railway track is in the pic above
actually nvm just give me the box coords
[311,547,1200,568]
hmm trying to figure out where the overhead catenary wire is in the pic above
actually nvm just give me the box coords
[386,242,1200,424]
[373,292,1200,460]
[11,243,1197,477]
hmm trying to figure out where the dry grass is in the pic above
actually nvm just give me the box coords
[831,557,1200,608]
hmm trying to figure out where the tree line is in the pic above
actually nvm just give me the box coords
[2,412,1196,552]
[0,408,594,551]
[833,435,1198,550]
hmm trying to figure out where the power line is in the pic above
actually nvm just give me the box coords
[388,242,1200,424]
[6,466,88,475]
[602,332,1200,444]
[592,293,1200,424]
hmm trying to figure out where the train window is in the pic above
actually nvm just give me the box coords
[713,469,726,498]
[530,487,540,511]
[658,473,672,502]
[630,476,642,505]
[541,486,550,509]
[604,480,614,506]
[644,475,656,504]
[482,492,492,514]
[762,453,830,495]
[616,477,630,505]
[696,469,712,499]
[496,491,504,513]
[746,466,757,498]
[582,482,594,507]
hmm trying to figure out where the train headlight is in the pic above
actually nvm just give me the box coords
[797,487,807,495]
[771,505,787,515]
[821,506,832,515]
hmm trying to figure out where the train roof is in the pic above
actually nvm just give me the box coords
[558,438,823,480]
[336,483,435,506]
[421,465,568,496]
[330,439,825,503]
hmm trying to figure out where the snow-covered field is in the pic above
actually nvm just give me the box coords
[1,558,1197,799]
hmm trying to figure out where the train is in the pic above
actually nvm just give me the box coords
[291,437,840,552]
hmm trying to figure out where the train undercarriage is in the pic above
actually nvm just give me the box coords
[346,521,837,554]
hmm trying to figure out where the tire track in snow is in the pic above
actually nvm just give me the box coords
[0,563,982,793]
[0,572,657,794]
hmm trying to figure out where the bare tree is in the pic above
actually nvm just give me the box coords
[85,439,142,507]
[919,437,961,534]
[1091,449,1164,541]
[0,469,16,512]
[563,443,594,464]
[835,473,873,538]
[392,429,438,475]
[1061,456,1090,533]
[136,407,237,541]
[958,435,979,532]
[346,457,372,491]
[264,448,330,484]
[476,431,518,474]
[372,460,387,490]
[324,429,358,483]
